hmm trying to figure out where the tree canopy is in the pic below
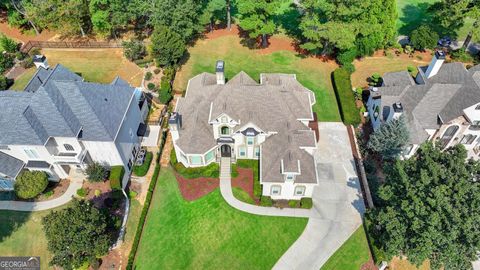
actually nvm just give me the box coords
[150,25,186,67]
[85,161,107,182]
[237,0,280,48]
[431,0,480,42]
[14,170,48,199]
[367,116,410,159]
[299,0,397,58]
[410,25,439,51]
[42,199,111,269]
[371,142,480,269]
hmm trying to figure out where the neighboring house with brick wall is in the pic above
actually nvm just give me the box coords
[0,63,149,190]
[169,61,319,200]
[367,51,480,159]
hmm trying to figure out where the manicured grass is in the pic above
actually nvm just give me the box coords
[351,52,432,87]
[134,168,308,269]
[174,35,340,121]
[232,187,256,204]
[123,198,142,254]
[320,226,370,270]
[236,159,261,198]
[0,204,70,270]
[9,67,36,90]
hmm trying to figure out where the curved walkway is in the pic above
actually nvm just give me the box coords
[0,177,83,212]
[219,122,365,270]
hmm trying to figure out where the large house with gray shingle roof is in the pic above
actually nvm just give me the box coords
[367,51,480,159]
[169,61,319,200]
[0,64,148,190]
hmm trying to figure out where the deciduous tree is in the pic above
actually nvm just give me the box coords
[43,199,111,269]
[370,142,480,269]
[410,25,439,51]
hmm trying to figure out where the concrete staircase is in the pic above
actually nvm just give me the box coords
[220,157,231,180]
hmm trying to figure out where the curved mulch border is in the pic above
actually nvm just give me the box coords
[175,167,256,202]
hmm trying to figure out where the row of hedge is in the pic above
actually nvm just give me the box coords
[170,150,220,178]
[126,131,167,270]
[132,151,153,177]
[332,68,361,126]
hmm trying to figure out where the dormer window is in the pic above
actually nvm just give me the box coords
[220,126,230,135]
[64,144,74,151]
[221,116,228,123]
[246,136,254,145]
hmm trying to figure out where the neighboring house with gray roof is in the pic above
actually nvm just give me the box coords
[169,61,319,200]
[367,51,480,159]
[0,63,148,190]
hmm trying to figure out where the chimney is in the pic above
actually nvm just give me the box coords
[33,55,49,69]
[216,60,225,85]
[425,51,446,78]
[169,112,182,141]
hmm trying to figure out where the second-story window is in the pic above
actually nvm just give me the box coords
[220,126,230,135]
[64,144,74,151]
[246,137,254,145]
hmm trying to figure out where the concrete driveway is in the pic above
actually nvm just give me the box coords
[274,122,366,269]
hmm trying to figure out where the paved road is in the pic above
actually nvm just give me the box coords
[0,177,83,211]
[219,122,365,269]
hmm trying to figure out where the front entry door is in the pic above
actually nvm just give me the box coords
[221,145,231,157]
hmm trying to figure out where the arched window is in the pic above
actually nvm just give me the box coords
[220,126,230,135]
[64,144,74,151]
[439,125,459,149]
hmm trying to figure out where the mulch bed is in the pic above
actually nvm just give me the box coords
[360,258,378,270]
[34,179,70,202]
[176,166,257,202]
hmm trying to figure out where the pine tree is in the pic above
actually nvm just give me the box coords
[367,115,410,159]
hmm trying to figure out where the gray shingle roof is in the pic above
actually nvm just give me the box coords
[382,70,415,86]
[0,64,136,145]
[376,63,480,144]
[176,72,317,184]
[0,151,24,178]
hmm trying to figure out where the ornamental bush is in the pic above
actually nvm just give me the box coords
[85,162,107,182]
[144,71,152,81]
[14,171,48,199]
[300,197,313,209]
[332,68,361,126]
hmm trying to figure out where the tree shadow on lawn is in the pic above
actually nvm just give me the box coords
[0,210,32,243]
[398,3,457,38]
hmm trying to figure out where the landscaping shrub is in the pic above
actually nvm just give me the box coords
[14,171,48,199]
[0,75,13,90]
[44,190,54,198]
[451,48,474,63]
[407,65,415,73]
[364,213,388,263]
[28,48,41,56]
[260,196,273,207]
[85,162,107,182]
[133,151,153,177]
[122,40,146,61]
[231,164,239,178]
[129,190,138,199]
[332,68,361,126]
[134,58,153,66]
[158,88,172,104]
[288,200,300,208]
[147,82,155,90]
[15,51,26,60]
[337,48,357,72]
[94,189,101,197]
[170,150,219,178]
[369,73,382,86]
[127,131,167,270]
[0,53,14,73]
[144,71,152,81]
[300,197,313,209]
[76,187,88,197]
[153,68,161,74]
[109,166,125,190]
[21,57,34,68]
[163,66,176,81]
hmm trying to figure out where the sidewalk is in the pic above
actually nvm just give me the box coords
[0,177,83,211]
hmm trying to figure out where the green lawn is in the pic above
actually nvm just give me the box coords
[320,227,371,270]
[174,35,340,122]
[134,168,308,269]
[0,205,70,270]
[396,0,476,41]
[9,67,37,90]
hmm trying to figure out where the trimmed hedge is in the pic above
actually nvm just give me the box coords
[332,68,361,126]
[127,131,167,270]
[133,152,153,177]
[109,166,125,190]
[76,188,87,197]
[288,200,300,208]
[260,196,273,207]
[364,213,388,264]
[300,197,313,209]
[170,150,219,178]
